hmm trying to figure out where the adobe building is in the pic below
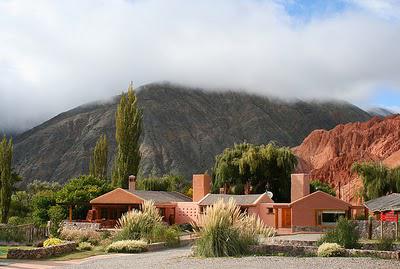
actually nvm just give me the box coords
[86,173,365,233]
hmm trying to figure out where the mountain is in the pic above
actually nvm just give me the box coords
[12,83,372,185]
[367,107,394,117]
[293,115,400,203]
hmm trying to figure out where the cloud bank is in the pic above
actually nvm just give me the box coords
[1,0,400,132]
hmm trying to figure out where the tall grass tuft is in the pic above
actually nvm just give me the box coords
[115,200,180,246]
[116,200,163,241]
[193,198,275,257]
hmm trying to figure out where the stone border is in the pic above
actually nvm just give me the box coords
[7,242,77,259]
[249,244,400,260]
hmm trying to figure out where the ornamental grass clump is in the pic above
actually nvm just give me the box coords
[116,200,163,241]
[115,200,180,245]
[60,228,102,245]
[106,240,148,253]
[317,243,345,257]
[193,199,275,257]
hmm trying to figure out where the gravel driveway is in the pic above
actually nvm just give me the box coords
[59,246,400,269]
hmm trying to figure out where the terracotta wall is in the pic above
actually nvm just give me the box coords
[253,204,275,227]
[192,174,211,202]
[291,192,350,227]
[175,202,200,224]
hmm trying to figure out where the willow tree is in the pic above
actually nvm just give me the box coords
[352,162,400,200]
[213,142,297,202]
[112,83,143,188]
[0,136,13,223]
[89,134,108,180]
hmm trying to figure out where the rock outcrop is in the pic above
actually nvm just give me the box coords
[294,115,400,203]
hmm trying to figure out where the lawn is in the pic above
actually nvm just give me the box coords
[48,246,108,261]
[0,245,35,259]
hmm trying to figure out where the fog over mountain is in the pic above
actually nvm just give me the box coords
[12,83,372,184]
[1,0,400,132]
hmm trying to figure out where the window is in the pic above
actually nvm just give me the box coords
[317,210,346,226]
[267,208,274,215]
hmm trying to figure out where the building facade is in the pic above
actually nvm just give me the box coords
[87,173,364,232]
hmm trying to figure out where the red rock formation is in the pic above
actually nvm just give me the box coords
[293,115,400,204]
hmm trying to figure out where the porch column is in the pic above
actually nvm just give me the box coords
[274,208,279,229]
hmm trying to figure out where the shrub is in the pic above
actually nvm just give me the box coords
[106,240,148,253]
[150,224,180,247]
[318,217,359,249]
[60,228,102,245]
[43,238,64,247]
[77,242,93,251]
[115,200,163,241]
[7,216,31,226]
[48,205,67,237]
[317,243,345,257]
[193,199,275,257]
[377,237,394,251]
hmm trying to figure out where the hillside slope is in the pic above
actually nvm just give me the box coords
[13,83,371,185]
[294,115,400,203]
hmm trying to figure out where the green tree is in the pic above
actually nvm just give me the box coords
[32,190,56,225]
[56,175,112,219]
[0,136,13,223]
[89,135,108,180]
[112,82,143,188]
[352,162,400,200]
[48,205,67,236]
[310,179,336,196]
[213,142,297,202]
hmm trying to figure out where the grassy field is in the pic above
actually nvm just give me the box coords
[0,245,35,259]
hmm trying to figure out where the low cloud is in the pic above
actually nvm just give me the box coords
[1,0,400,132]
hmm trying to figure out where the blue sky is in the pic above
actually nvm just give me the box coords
[283,0,348,19]
[0,0,399,131]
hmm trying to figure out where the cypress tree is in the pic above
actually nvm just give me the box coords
[112,82,143,188]
[0,136,13,223]
[89,134,108,180]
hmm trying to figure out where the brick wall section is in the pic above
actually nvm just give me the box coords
[7,242,77,259]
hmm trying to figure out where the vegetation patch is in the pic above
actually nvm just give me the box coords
[317,243,345,257]
[77,242,93,251]
[43,238,64,247]
[115,200,180,246]
[193,198,275,257]
[318,217,359,249]
[106,240,148,253]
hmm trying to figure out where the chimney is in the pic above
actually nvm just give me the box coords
[291,173,310,202]
[192,174,211,202]
[128,175,136,192]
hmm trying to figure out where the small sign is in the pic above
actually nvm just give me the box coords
[380,211,398,222]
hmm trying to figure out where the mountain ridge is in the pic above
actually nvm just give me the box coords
[12,83,372,185]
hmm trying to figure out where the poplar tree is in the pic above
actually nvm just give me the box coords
[89,134,108,180]
[112,82,143,188]
[0,136,13,223]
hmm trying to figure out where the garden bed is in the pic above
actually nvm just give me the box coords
[249,243,400,260]
[7,241,77,259]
